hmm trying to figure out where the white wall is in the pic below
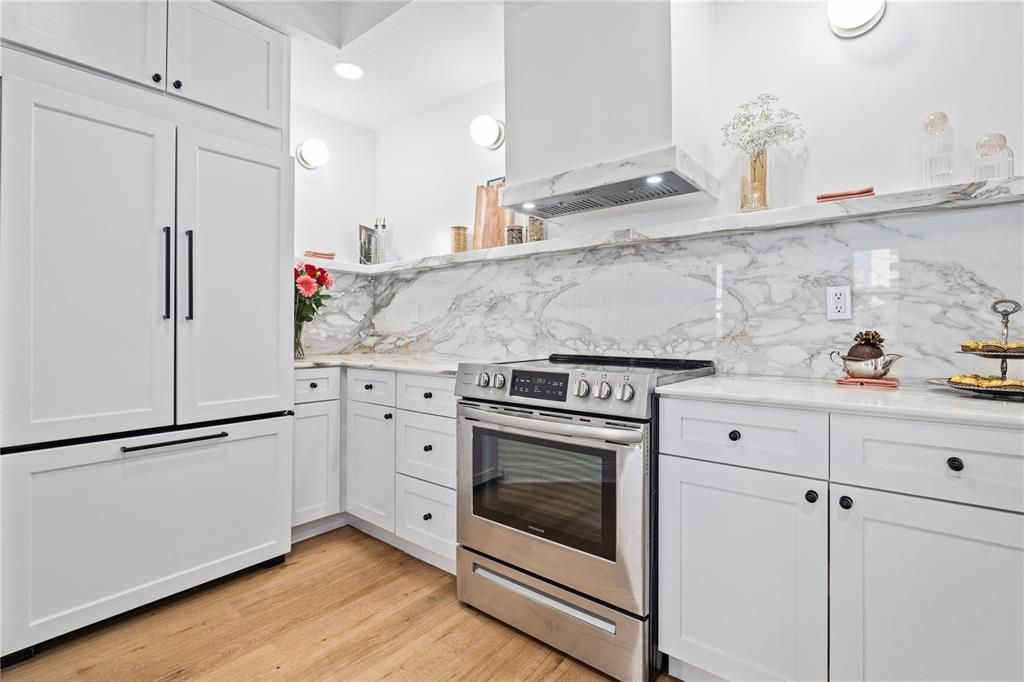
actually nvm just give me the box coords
[375,79,506,260]
[291,105,377,262]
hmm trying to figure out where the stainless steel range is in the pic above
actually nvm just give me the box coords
[454,354,715,681]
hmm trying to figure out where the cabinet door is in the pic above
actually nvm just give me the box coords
[0,417,292,656]
[658,456,827,681]
[292,401,342,527]
[175,127,293,424]
[1,1,167,88]
[346,400,396,532]
[0,77,176,447]
[830,485,1024,682]
[166,1,285,126]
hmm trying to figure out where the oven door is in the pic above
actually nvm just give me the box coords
[457,402,648,616]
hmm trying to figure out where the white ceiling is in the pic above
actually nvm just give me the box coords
[290,1,505,131]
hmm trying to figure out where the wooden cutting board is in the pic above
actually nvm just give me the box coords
[473,182,514,249]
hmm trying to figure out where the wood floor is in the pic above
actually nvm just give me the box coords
[2,527,618,681]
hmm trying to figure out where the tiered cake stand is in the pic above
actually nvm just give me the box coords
[933,299,1024,398]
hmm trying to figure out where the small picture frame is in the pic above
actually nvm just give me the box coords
[359,224,378,265]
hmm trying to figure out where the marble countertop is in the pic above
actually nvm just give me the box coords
[295,353,462,376]
[657,375,1024,429]
[304,176,1023,276]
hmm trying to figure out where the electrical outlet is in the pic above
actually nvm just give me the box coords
[826,286,852,320]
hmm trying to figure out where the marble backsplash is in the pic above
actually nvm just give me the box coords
[306,203,1024,381]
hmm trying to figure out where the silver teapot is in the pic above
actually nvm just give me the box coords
[830,351,902,379]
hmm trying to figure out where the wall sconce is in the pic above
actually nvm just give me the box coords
[296,139,329,169]
[470,115,505,150]
[828,0,885,38]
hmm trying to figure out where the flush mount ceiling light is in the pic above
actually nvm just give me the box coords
[828,0,885,38]
[470,115,505,150]
[332,61,365,79]
[296,139,329,169]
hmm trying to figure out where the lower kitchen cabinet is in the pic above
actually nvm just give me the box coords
[658,456,828,682]
[292,400,342,527]
[0,417,292,656]
[346,399,397,532]
[395,474,457,558]
[830,484,1024,682]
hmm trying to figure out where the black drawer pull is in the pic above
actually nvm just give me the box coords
[839,495,854,510]
[121,432,228,453]
[423,513,432,521]
[364,383,373,390]
[804,490,818,503]
[423,444,433,452]
[173,79,182,89]
[309,382,318,389]
[384,413,393,420]
[152,73,162,83]
[947,456,965,472]
[423,391,433,399]
[728,430,742,442]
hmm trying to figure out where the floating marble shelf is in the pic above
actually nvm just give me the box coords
[302,176,1024,276]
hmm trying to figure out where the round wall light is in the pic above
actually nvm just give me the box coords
[296,139,329,169]
[332,62,365,79]
[828,0,885,38]
[470,115,505,150]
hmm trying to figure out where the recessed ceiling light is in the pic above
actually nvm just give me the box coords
[332,62,365,79]
[470,115,505,150]
[522,202,536,210]
[827,0,885,38]
[645,175,663,184]
[296,139,329,169]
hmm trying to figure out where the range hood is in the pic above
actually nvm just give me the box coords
[501,146,720,221]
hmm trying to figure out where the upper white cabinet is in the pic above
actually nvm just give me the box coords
[1,1,168,89]
[0,77,176,446]
[175,127,293,424]
[166,1,285,126]
[659,456,827,681]
[830,484,1024,682]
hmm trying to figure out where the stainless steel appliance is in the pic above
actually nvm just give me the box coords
[455,354,715,681]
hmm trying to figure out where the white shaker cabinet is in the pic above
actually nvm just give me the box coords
[346,400,397,532]
[166,0,285,126]
[292,401,343,527]
[0,417,292,657]
[659,456,828,682]
[0,77,176,446]
[0,0,168,89]
[830,484,1024,682]
[175,127,293,424]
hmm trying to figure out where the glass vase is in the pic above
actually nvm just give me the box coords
[741,150,769,212]
[294,321,305,360]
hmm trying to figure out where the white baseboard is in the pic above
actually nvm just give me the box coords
[667,656,727,682]
[291,513,349,544]
[346,517,456,575]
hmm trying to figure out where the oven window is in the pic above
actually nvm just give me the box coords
[471,426,616,560]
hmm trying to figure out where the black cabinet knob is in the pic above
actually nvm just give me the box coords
[839,495,854,510]
[364,384,373,390]
[423,391,433,399]
[152,73,162,83]
[947,456,965,472]
[805,490,819,503]
[309,382,318,389]
[422,513,432,521]
[384,413,393,420]
[172,80,182,89]
[423,444,433,452]
[728,430,742,442]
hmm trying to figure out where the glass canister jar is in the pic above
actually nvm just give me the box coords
[526,216,546,242]
[922,112,957,187]
[504,224,524,246]
[450,225,469,253]
[974,133,1015,180]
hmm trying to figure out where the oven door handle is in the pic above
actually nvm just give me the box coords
[459,406,644,444]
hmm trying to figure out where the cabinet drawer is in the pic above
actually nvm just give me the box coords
[396,411,456,489]
[831,414,1024,513]
[659,399,828,479]
[397,373,457,418]
[347,369,396,407]
[396,474,456,560]
[294,367,341,404]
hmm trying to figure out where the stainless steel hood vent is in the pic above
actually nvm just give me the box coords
[502,146,719,221]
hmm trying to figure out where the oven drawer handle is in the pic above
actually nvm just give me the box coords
[460,406,644,443]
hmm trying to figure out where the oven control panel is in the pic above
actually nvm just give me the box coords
[455,362,656,419]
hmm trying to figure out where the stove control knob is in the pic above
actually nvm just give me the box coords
[573,379,591,398]
[615,382,635,402]
[492,373,506,389]
[595,381,613,400]
[476,371,491,388]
